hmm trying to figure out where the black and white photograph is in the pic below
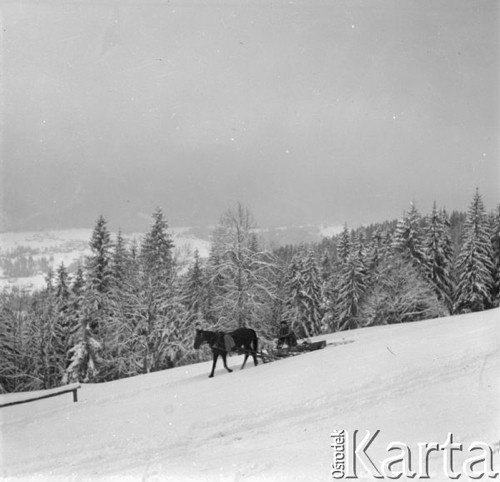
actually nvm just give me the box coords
[0,0,499,480]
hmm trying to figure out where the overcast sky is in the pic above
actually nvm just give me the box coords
[1,0,499,232]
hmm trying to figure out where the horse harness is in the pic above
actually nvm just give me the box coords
[211,332,236,353]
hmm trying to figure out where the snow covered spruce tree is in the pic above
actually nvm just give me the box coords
[84,215,114,332]
[135,208,176,372]
[110,229,134,291]
[282,248,304,324]
[101,232,139,379]
[205,203,277,333]
[318,250,339,333]
[108,208,191,375]
[3,264,80,390]
[63,299,103,384]
[334,232,368,331]
[54,263,71,309]
[297,248,323,336]
[140,208,174,285]
[0,289,34,392]
[423,204,454,313]
[52,262,80,376]
[488,204,500,305]
[283,247,323,338]
[23,292,66,390]
[392,202,426,269]
[181,249,208,325]
[337,224,351,264]
[365,227,388,275]
[64,215,113,383]
[44,268,55,293]
[267,255,290,337]
[454,189,495,313]
[71,264,85,300]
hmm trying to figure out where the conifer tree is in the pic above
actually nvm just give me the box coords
[318,250,335,332]
[319,251,332,284]
[108,269,192,376]
[103,231,136,379]
[68,263,86,332]
[454,189,495,313]
[65,216,112,381]
[104,208,190,376]
[86,215,113,296]
[299,249,323,336]
[423,204,454,312]
[267,256,289,336]
[125,208,177,372]
[449,210,467,257]
[335,237,368,331]
[140,207,174,285]
[283,248,304,331]
[182,250,207,324]
[111,230,132,290]
[366,228,384,274]
[84,216,113,334]
[54,263,71,311]
[489,204,500,305]
[44,268,55,294]
[63,300,103,384]
[53,262,76,372]
[284,248,323,337]
[0,290,32,392]
[25,293,63,389]
[320,267,340,333]
[337,225,351,264]
[392,203,426,268]
[71,265,85,299]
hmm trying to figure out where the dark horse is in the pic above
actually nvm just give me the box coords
[193,328,259,378]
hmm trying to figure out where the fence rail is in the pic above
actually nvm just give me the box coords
[0,384,81,408]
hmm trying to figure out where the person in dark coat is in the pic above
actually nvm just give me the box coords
[277,321,297,348]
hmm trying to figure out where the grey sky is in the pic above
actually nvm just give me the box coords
[1,0,499,231]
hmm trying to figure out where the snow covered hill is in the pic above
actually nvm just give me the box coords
[0,229,211,292]
[1,309,499,481]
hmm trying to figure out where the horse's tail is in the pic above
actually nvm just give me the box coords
[252,330,259,353]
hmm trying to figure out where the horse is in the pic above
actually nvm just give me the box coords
[193,328,259,378]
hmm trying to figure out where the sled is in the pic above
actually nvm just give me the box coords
[256,339,328,363]
[290,340,327,352]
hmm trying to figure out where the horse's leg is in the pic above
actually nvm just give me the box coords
[252,336,259,366]
[241,351,249,370]
[252,354,258,365]
[209,353,218,378]
[222,353,232,373]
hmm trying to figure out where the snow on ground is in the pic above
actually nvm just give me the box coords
[1,309,499,481]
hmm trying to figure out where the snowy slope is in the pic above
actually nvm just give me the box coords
[1,309,499,481]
